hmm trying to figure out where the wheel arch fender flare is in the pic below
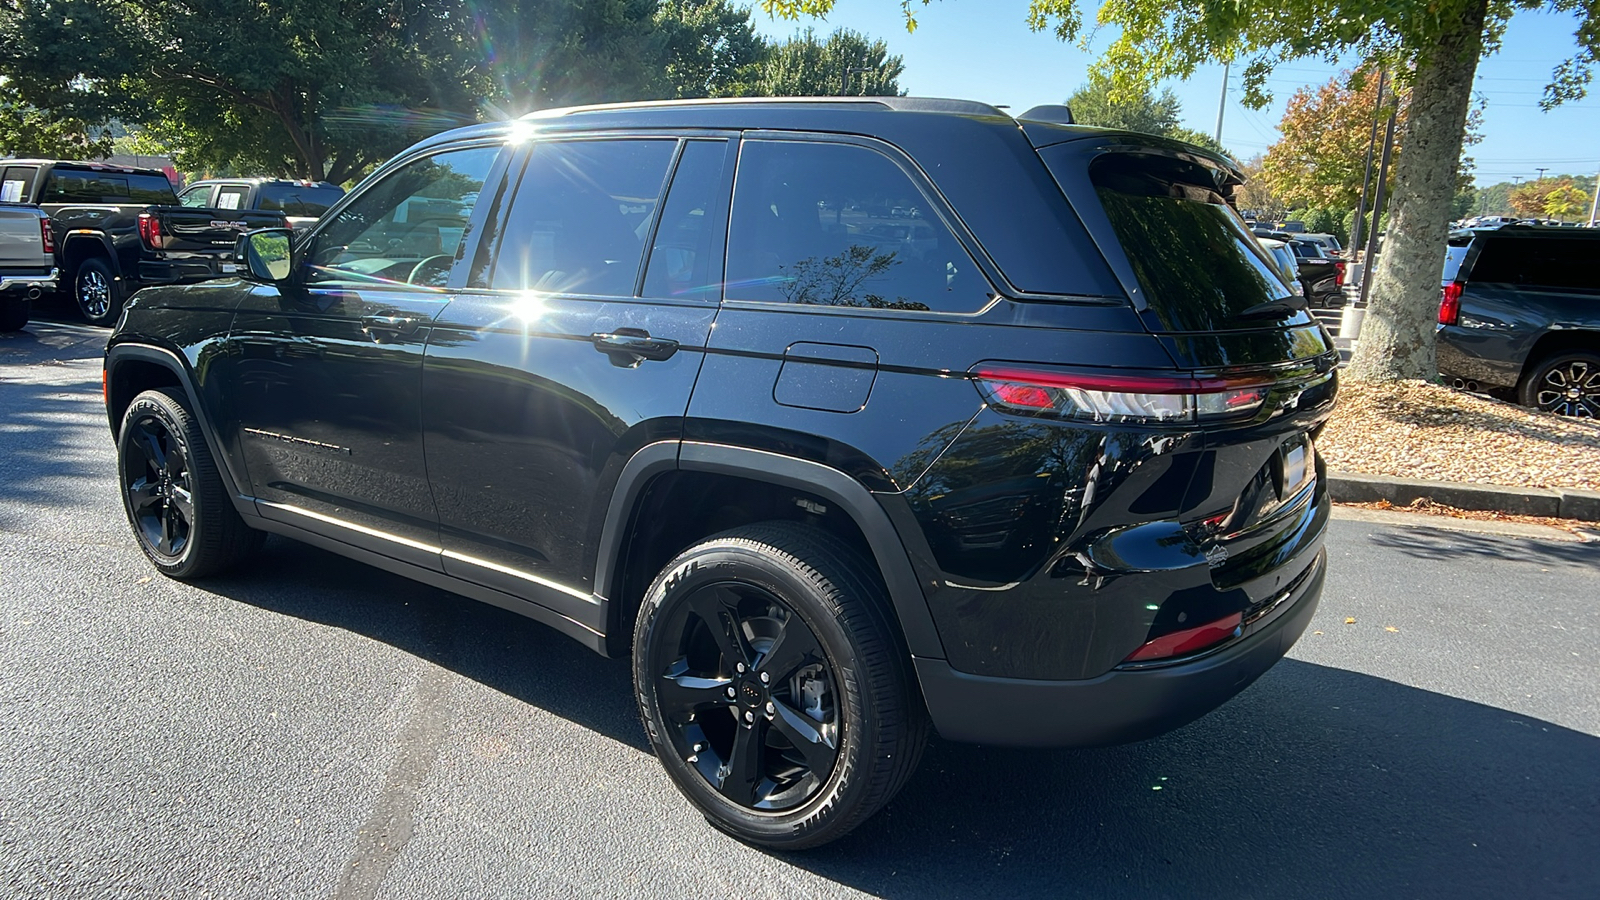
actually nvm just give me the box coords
[61,231,123,276]
[593,440,947,660]
[105,342,252,511]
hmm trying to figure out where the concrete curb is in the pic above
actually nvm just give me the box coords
[1328,471,1600,523]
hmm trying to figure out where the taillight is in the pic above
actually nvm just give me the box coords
[136,213,164,249]
[1125,612,1242,663]
[1439,282,1463,326]
[971,365,1272,425]
[1333,261,1345,287]
[39,218,54,254]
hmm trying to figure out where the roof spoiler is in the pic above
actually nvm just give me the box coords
[1017,104,1075,126]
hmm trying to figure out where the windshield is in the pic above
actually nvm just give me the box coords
[1089,153,1296,332]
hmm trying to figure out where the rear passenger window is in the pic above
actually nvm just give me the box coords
[492,139,677,296]
[725,141,990,313]
[642,141,728,301]
[215,186,248,210]
[1468,238,1600,291]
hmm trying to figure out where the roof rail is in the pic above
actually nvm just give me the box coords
[523,96,1009,120]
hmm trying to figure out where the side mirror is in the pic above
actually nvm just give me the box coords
[238,228,295,282]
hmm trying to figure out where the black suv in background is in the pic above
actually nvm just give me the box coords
[1438,225,1600,416]
[104,98,1337,848]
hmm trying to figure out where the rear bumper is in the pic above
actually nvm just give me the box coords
[914,549,1325,748]
[0,267,58,295]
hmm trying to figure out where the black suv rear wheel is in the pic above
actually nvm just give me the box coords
[1520,351,1600,418]
[117,387,263,578]
[633,522,926,849]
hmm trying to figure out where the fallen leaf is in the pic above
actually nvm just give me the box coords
[1385,626,1399,633]
[1312,630,1324,635]
[1344,617,1356,625]
[136,576,151,585]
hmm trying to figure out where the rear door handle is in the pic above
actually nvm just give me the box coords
[361,314,422,336]
[592,329,679,365]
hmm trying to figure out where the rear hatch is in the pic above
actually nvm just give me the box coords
[1034,134,1337,602]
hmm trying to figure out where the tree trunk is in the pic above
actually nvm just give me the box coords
[1346,0,1488,382]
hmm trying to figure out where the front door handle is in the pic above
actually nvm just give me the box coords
[361,314,422,336]
[592,328,679,366]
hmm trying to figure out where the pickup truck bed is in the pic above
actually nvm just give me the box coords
[0,203,59,331]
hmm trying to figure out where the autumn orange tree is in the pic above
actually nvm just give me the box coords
[1510,178,1590,220]
[1261,70,1403,211]
[762,0,1600,385]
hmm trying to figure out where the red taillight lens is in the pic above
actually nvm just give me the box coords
[971,365,1271,425]
[39,218,54,254]
[1439,282,1463,326]
[136,213,163,249]
[1333,261,1345,287]
[1125,612,1243,663]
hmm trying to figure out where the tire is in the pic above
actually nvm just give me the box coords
[74,256,124,326]
[1519,351,1600,418]
[0,299,26,332]
[117,387,263,578]
[633,522,927,850]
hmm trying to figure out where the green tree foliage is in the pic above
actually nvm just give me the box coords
[1543,184,1590,220]
[763,0,1600,384]
[747,28,905,96]
[1066,71,1232,158]
[0,1,775,182]
[0,85,112,159]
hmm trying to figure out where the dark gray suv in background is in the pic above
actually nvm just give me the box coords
[104,97,1337,848]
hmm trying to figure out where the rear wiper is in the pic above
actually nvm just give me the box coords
[1232,297,1307,321]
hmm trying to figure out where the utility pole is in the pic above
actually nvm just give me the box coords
[1214,61,1229,144]
[842,58,875,95]
[1359,103,1399,307]
[1350,69,1387,257]
[1588,161,1600,226]
[1535,167,1549,183]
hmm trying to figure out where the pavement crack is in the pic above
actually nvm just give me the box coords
[331,666,453,900]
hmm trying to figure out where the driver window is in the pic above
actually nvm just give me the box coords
[307,145,499,289]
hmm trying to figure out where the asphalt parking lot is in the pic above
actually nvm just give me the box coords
[3,318,1598,899]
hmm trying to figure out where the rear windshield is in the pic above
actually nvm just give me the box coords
[40,168,177,205]
[1466,236,1600,291]
[1090,153,1295,332]
[258,183,345,217]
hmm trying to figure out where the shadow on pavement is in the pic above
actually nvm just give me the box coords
[197,535,1599,898]
[794,659,1599,899]
[201,535,648,752]
[0,324,111,524]
[1372,524,1600,570]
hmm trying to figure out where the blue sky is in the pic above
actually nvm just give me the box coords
[748,1,1600,187]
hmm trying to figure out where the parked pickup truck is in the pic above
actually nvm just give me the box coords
[0,159,289,325]
[178,178,345,231]
[0,203,58,331]
[1255,228,1345,307]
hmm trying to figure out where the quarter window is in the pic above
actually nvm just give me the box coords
[491,139,677,296]
[642,140,729,300]
[725,140,990,313]
[308,145,499,289]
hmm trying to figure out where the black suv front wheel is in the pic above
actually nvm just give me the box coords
[117,387,262,578]
[633,523,926,849]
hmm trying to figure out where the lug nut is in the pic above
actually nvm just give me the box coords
[744,711,754,723]
[736,662,746,673]
[759,672,770,684]
[726,686,736,699]
[765,701,775,715]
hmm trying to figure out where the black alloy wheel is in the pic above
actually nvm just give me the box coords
[1521,352,1600,418]
[123,409,195,559]
[651,580,841,811]
[117,387,262,578]
[634,522,926,850]
[74,257,123,327]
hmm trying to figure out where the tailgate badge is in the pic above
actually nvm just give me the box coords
[1204,544,1230,568]
[210,220,250,231]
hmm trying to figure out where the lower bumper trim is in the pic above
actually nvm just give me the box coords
[914,550,1325,748]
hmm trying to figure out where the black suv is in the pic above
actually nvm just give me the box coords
[104,98,1336,848]
[1437,225,1600,416]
